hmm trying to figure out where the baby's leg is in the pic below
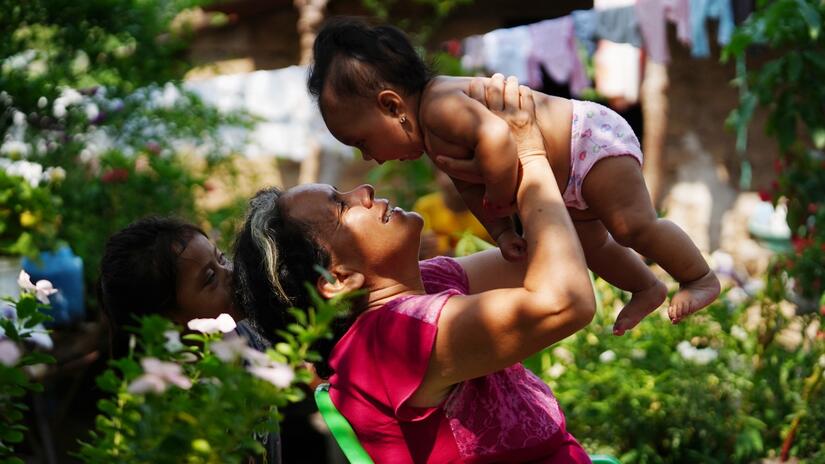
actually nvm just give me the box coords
[582,156,720,324]
[575,219,667,335]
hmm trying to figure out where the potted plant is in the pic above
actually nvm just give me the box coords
[0,158,62,298]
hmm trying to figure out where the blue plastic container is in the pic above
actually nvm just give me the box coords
[22,245,85,326]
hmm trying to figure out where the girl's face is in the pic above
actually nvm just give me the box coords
[279,183,423,282]
[321,93,424,164]
[174,234,239,324]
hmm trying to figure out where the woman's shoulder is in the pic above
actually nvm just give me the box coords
[419,256,470,295]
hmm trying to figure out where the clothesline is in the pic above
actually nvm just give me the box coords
[450,0,751,101]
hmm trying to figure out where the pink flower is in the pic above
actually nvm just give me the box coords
[127,357,192,395]
[17,270,58,304]
[0,339,22,366]
[210,336,248,362]
[187,313,237,334]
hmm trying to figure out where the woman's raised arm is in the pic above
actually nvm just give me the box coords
[411,76,595,406]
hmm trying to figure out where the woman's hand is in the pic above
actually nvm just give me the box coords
[435,74,547,181]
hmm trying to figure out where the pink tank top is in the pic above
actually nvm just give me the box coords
[327,257,576,463]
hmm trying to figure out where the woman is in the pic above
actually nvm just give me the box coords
[98,216,279,463]
[233,75,596,463]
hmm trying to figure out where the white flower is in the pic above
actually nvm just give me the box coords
[249,363,295,388]
[84,103,99,121]
[127,357,192,395]
[2,159,42,186]
[0,339,22,366]
[630,348,647,360]
[818,354,825,368]
[187,313,237,334]
[163,330,184,353]
[1,140,31,158]
[726,287,748,306]
[12,110,26,127]
[677,340,718,365]
[210,336,248,362]
[242,347,273,367]
[599,350,616,363]
[730,325,748,342]
[28,325,53,350]
[18,271,58,305]
[547,363,566,379]
[37,96,47,108]
[552,346,574,364]
[43,166,66,183]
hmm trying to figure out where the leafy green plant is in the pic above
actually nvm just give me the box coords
[77,288,353,463]
[0,272,56,462]
[0,161,62,258]
[724,0,825,305]
[535,278,824,463]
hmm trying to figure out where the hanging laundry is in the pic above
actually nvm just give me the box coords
[482,26,532,83]
[594,40,642,107]
[664,0,692,45]
[186,66,351,162]
[637,0,670,63]
[690,0,735,58]
[460,35,486,72]
[596,5,643,48]
[527,16,590,95]
[572,9,598,56]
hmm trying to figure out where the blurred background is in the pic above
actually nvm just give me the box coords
[1,0,823,462]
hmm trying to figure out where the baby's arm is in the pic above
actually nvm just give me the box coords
[421,89,519,212]
[451,176,526,261]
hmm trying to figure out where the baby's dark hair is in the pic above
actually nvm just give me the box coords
[308,16,433,102]
[98,216,205,358]
[232,187,357,378]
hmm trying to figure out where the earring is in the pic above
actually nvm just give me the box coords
[399,115,407,124]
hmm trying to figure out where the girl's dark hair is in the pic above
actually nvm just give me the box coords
[232,187,355,378]
[98,216,205,358]
[307,16,433,101]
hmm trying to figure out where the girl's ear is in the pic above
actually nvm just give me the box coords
[377,90,405,116]
[316,265,366,299]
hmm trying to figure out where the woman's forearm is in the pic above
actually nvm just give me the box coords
[517,158,592,308]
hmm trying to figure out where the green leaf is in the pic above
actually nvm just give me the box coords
[796,0,822,40]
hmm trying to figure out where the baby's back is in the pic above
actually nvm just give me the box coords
[426,76,573,192]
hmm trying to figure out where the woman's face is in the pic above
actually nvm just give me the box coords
[280,183,423,277]
[173,233,239,324]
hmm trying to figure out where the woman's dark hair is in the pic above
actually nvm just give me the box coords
[307,16,433,101]
[232,187,356,378]
[98,216,205,358]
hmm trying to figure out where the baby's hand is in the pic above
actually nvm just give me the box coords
[496,229,527,262]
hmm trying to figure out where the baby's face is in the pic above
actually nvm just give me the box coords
[321,94,424,164]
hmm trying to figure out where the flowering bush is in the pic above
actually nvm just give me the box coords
[0,271,55,461]
[0,159,62,258]
[531,277,824,463]
[1,0,253,291]
[725,0,825,306]
[77,289,352,463]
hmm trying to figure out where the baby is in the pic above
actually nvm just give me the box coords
[308,18,720,334]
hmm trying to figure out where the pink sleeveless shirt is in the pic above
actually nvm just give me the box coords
[328,257,588,463]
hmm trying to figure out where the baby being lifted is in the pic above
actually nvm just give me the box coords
[309,18,720,335]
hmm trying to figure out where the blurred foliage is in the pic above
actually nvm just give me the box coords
[0,0,252,296]
[531,278,824,463]
[0,164,61,259]
[77,287,352,463]
[0,288,55,461]
[724,0,825,304]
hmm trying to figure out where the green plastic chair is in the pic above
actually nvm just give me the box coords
[315,384,620,464]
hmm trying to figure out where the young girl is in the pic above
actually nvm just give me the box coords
[308,17,720,335]
[98,216,279,464]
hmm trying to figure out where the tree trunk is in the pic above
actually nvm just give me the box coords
[295,0,328,185]
[641,61,669,208]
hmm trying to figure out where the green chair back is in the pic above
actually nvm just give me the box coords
[314,383,621,464]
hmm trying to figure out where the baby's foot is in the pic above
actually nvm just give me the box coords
[613,280,668,336]
[668,271,721,324]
